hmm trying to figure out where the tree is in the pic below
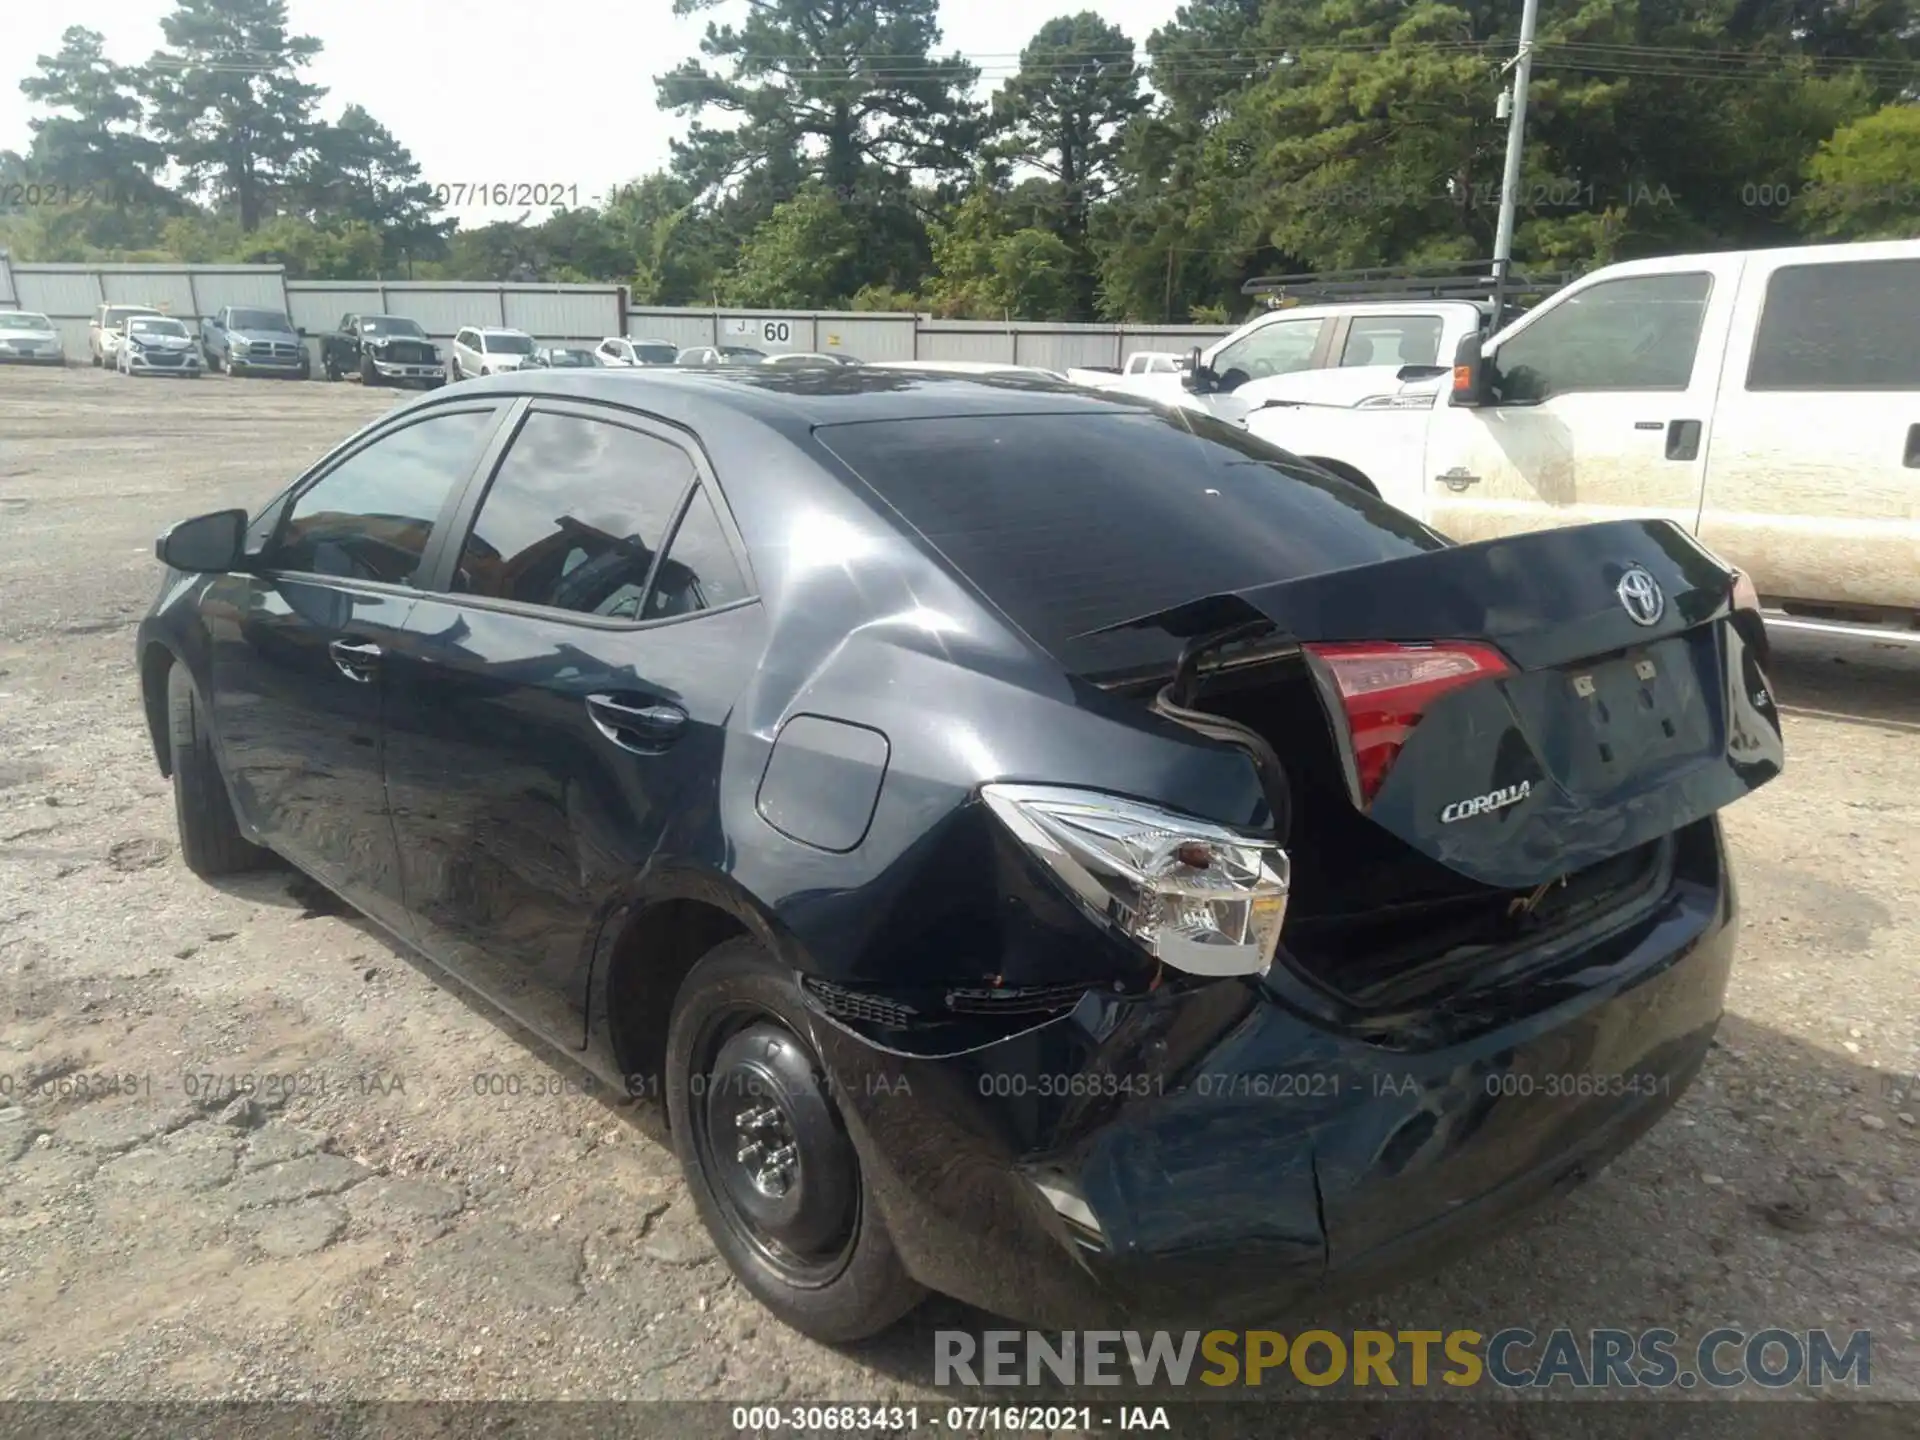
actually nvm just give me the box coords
[1798,103,1920,239]
[991,13,1148,312]
[658,0,981,201]
[723,186,864,306]
[923,189,1078,319]
[143,0,326,230]
[289,105,448,264]
[14,27,172,206]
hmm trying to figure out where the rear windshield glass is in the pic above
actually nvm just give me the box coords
[817,410,1444,672]
[363,316,426,337]
[636,344,679,364]
[483,332,534,354]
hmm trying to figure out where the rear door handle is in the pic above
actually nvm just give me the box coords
[1665,419,1702,461]
[587,694,687,752]
[328,639,382,683]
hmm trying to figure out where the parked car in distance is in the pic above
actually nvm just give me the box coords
[675,345,768,368]
[134,364,1783,1344]
[323,314,443,387]
[765,351,863,368]
[200,306,309,379]
[597,337,681,367]
[90,303,163,368]
[529,345,602,369]
[1245,238,1920,643]
[449,327,536,381]
[116,315,202,378]
[0,310,66,365]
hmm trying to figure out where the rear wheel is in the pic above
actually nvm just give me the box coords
[324,351,341,381]
[665,939,923,1341]
[165,663,268,878]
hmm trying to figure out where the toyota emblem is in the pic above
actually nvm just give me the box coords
[1616,566,1665,627]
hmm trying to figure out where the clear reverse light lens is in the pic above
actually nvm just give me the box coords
[981,784,1289,979]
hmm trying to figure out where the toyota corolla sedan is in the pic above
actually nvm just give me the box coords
[136,368,1782,1342]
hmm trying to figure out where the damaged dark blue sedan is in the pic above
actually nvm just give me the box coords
[136,366,1783,1341]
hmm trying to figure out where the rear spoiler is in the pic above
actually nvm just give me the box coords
[1076,519,1738,673]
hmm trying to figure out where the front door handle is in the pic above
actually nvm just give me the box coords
[328,639,382,683]
[587,694,687,752]
[1665,419,1702,461]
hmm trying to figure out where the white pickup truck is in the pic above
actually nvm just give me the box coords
[1232,239,1920,641]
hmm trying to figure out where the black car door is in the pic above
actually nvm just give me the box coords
[383,399,763,1048]
[202,402,509,935]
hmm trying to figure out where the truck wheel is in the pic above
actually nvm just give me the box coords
[359,355,380,387]
[324,353,341,382]
[166,663,269,879]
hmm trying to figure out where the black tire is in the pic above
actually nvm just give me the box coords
[359,354,380,387]
[324,351,341,382]
[165,662,268,878]
[207,348,222,373]
[665,938,923,1342]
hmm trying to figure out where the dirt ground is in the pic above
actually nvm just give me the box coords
[0,365,1915,1428]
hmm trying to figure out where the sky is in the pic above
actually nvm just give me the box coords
[1,0,1188,217]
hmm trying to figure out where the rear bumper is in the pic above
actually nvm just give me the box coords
[813,818,1737,1327]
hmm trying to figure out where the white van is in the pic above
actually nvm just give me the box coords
[1246,240,1920,637]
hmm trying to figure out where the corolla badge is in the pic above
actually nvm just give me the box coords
[1616,566,1665,627]
[1440,780,1531,824]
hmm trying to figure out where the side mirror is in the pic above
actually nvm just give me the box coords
[296,327,307,338]
[1449,334,1487,408]
[1180,345,1216,394]
[156,509,248,573]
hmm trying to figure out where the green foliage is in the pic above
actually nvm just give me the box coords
[5,0,1916,313]
[1798,104,1920,239]
[924,190,1078,319]
[722,186,864,307]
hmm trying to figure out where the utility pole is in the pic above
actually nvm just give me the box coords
[1490,0,1541,318]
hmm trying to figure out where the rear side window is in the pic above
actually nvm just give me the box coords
[1747,259,1920,390]
[1493,273,1710,401]
[818,410,1443,673]
[452,411,695,619]
[643,486,749,620]
[270,409,497,584]
[1339,315,1445,367]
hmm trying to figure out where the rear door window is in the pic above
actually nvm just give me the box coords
[1746,258,1920,390]
[1339,315,1446,367]
[451,410,696,619]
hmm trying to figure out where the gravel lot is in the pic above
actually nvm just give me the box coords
[0,365,1915,1427]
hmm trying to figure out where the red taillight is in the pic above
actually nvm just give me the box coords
[1303,641,1513,805]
